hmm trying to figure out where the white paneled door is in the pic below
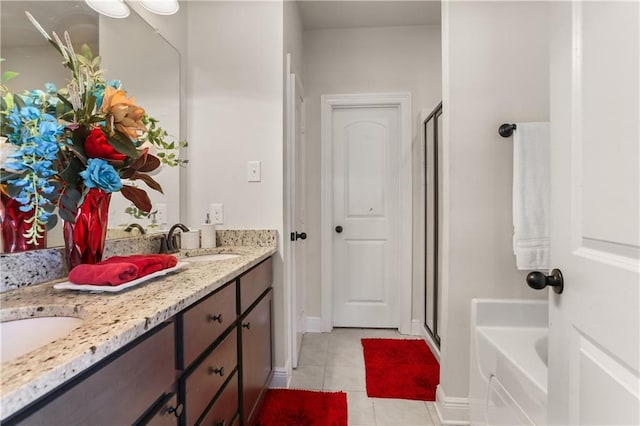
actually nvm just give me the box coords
[548,2,639,424]
[331,106,400,328]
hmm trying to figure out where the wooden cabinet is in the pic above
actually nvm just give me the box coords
[184,330,237,425]
[199,371,239,426]
[6,256,273,426]
[239,258,272,313]
[240,290,273,426]
[182,281,236,367]
[13,322,176,426]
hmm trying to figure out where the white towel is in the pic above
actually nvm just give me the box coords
[512,122,550,270]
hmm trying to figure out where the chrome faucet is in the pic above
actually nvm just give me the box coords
[124,223,146,235]
[160,223,190,254]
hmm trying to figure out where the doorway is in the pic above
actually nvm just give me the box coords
[320,93,412,334]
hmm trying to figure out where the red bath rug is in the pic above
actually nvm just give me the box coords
[361,338,440,401]
[254,389,348,426]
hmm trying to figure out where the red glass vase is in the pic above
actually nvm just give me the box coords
[0,191,46,253]
[63,188,111,271]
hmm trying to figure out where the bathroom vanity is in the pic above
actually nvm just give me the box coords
[0,239,276,426]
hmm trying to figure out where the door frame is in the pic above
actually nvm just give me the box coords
[320,92,412,334]
[284,53,306,369]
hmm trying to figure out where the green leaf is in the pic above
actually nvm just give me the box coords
[5,182,22,198]
[2,71,19,83]
[58,207,76,223]
[80,43,94,61]
[0,172,22,183]
[13,94,25,110]
[60,157,85,189]
[101,127,139,159]
[57,93,74,109]
[85,94,96,115]
[45,215,58,231]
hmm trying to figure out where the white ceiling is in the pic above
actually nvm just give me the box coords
[297,1,441,30]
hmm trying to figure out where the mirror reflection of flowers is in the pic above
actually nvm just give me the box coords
[0,12,187,245]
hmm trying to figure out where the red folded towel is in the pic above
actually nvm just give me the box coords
[69,263,139,286]
[101,254,178,278]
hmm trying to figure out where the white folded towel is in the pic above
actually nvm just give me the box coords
[512,122,550,270]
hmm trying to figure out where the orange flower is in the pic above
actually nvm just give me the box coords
[101,86,146,139]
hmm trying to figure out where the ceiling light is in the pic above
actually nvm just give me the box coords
[139,0,179,16]
[85,0,130,19]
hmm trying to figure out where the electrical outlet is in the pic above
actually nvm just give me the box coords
[156,203,168,225]
[210,203,223,225]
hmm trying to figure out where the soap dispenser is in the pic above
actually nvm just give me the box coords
[201,213,217,248]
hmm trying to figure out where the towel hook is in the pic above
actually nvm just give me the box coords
[499,123,517,138]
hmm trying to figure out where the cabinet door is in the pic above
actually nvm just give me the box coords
[15,323,175,426]
[198,371,239,426]
[241,290,273,425]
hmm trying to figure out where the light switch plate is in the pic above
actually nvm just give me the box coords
[247,161,261,182]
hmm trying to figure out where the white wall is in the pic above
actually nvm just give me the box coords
[302,25,442,323]
[100,13,181,228]
[439,1,550,422]
[185,1,286,366]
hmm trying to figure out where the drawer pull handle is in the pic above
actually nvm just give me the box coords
[209,366,225,376]
[242,322,251,330]
[208,313,223,323]
[167,403,184,417]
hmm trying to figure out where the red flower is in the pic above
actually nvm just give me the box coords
[84,128,127,161]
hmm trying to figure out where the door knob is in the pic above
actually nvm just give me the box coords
[526,269,564,294]
[290,231,307,241]
[335,225,343,233]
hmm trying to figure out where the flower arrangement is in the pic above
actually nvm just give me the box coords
[0,12,186,246]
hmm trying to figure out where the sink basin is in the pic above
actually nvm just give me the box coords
[183,253,240,262]
[1,316,84,363]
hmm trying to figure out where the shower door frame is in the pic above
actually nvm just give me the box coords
[424,101,442,348]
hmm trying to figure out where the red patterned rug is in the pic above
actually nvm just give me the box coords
[254,389,348,426]
[361,338,439,401]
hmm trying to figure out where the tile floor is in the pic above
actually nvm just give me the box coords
[289,328,443,426]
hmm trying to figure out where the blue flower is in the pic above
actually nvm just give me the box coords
[20,106,40,121]
[45,83,57,93]
[79,158,122,193]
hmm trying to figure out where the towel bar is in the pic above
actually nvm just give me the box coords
[499,123,517,137]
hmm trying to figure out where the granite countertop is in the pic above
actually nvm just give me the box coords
[0,244,277,421]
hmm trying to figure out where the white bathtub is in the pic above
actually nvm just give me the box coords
[469,299,548,426]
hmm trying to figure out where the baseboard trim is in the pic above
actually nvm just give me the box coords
[420,323,441,364]
[304,316,322,333]
[410,319,423,336]
[269,360,291,388]
[435,385,470,425]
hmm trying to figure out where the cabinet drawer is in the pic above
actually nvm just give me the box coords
[142,393,179,426]
[185,330,237,425]
[239,258,272,314]
[198,371,238,426]
[183,281,236,367]
[16,323,175,426]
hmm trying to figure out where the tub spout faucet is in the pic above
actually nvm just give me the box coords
[161,223,190,254]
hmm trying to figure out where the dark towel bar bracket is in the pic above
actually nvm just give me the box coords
[499,123,517,137]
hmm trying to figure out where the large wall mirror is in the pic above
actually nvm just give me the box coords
[0,0,181,249]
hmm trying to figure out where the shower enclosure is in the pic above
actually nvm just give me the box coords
[424,102,442,348]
